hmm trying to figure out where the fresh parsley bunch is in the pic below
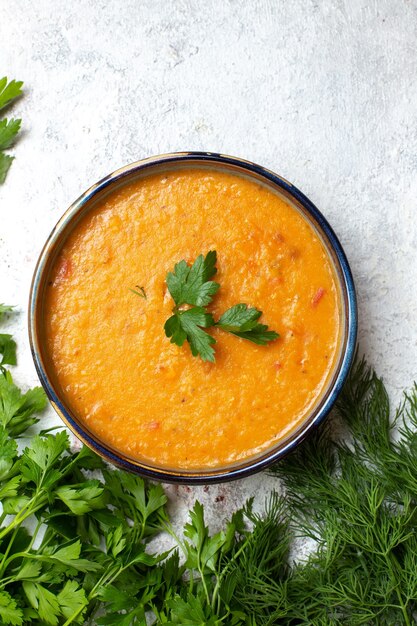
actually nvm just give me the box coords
[0,308,169,625]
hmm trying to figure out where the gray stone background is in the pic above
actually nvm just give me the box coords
[1,0,416,540]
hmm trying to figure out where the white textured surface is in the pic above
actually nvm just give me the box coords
[1,1,417,538]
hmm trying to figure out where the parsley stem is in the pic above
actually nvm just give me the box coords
[195,553,211,606]
[160,519,188,555]
[62,563,131,625]
[0,493,48,542]
[61,605,86,626]
[0,527,19,580]
[211,535,251,612]
[1,551,29,573]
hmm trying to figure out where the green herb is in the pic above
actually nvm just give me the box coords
[268,358,417,625]
[0,119,21,151]
[0,304,14,321]
[162,251,278,361]
[0,77,23,184]
[216,303,280,345]
[0,334,16,369]
[165,306,216,362]
[129,285,147,299]
[153,494,289,625]
[166,251,220,308]
[0,78,23,110]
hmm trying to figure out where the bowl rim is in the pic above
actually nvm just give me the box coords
[28,151,358,484]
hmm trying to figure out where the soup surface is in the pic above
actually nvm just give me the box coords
[44,167,341,469]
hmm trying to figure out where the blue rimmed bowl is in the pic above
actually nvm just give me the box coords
[29,151,357,484]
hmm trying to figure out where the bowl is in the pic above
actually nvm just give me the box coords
[29,152,357,484]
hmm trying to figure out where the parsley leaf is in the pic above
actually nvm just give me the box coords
[0,425,18,481]
[0,119,21,151]
[21,431,69,490]
[228,324,280,345]
[217,303,279,345]
[102,469,168,538]
[57,581,88,622]
[216,303,262,332]
[0,78,23,111]
[0,304,14,321]
[184,501,229,573]
[0,591,24,626]
[22,582,61,625]
[47,540,102,572]
[167,594,217,625]
[13,560,43,582]
[56,480,107,515]
[165,307,216,362]
[166,251,219,307]
[0,334,17,368]
[0,153,14,184]
[0,370,47,436]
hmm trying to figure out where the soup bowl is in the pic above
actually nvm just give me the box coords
[29,152,357,484]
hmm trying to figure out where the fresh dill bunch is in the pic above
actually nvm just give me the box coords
[271,355,417,625]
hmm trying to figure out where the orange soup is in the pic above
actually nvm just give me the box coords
[44,168,341,469]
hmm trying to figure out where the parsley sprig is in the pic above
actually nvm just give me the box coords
[217,303,280,345]
[0,78,23,184]
[163,251,279,361]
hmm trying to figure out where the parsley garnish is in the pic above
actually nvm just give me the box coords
[162,251,279,361]
[0,77,23,184]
